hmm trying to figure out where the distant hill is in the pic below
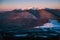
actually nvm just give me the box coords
[45,8,60,18]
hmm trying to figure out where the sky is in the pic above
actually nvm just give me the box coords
[0,0,60,11]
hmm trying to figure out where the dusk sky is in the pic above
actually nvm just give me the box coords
[0,0,60,11]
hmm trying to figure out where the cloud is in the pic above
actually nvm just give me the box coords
[34,20,60,28]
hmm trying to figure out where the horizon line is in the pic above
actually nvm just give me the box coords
[0,7,60,11]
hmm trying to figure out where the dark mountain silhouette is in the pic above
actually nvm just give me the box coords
[0,8,60,30]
